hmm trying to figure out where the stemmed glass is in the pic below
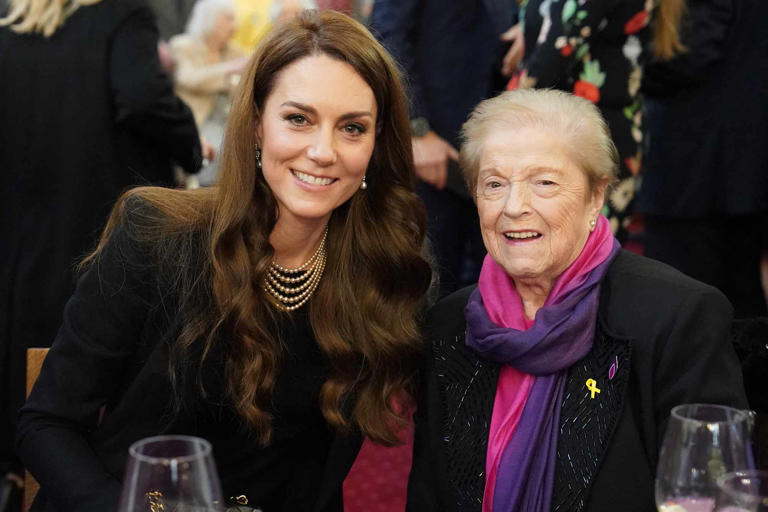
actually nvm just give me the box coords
[715,471,768,512]
[118,435,224,512]
[656,404,754,512]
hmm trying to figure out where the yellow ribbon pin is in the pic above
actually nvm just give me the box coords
[586,378,601,399]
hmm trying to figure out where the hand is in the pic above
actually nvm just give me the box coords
[200,136,216,163]
[157,40,176,76]
[517,69,537,89]
[500,23,524,77]
[412,131,459,190]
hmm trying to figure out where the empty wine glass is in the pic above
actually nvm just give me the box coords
[118,435,224,512]
[656,404,754,512]
[715,470,768,512]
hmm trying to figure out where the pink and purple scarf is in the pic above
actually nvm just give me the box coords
[464,215,620,512]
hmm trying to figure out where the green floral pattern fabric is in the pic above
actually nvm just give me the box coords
[517,0,655,240]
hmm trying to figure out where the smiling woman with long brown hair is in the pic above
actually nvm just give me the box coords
[16,9,432,512]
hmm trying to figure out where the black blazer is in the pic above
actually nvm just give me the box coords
[16,201,361,512]
[368,0,516,196]
[407,251,748,512]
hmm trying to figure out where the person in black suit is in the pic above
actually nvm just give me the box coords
[369,0,517,298]
[16,10,432,512]
[406,89,746,512]
[0,0,201,498]
[637,0,768,318]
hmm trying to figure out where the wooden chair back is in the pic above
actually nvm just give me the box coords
[23,348,49,512]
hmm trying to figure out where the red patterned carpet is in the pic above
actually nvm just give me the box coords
[343,424,414,512]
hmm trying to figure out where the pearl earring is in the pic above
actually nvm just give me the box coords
[360,175,367,190]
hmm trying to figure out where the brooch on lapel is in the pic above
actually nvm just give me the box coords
[609,355,619,380]
[585,378,601,399]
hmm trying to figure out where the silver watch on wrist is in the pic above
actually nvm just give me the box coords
[409,117,430,138]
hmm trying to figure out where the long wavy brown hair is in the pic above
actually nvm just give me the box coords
[87,10,431,446]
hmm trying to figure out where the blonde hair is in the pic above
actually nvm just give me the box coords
[460,89,618,198]
[0,0,102,37]
[652,0,687,60]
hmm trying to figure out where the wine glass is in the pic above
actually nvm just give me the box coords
[656,404,754,512]
[118,435,224,512]
[715,471,768,512]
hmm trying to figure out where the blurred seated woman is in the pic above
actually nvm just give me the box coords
[170,0,248,184]
[406,89,747,512]
[18,10,431,512]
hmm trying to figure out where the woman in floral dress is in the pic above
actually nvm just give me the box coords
[506,0,655,241]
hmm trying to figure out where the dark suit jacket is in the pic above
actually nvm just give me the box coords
[0,0,201,470]
[16,199,361,512]
[369,0,516,149]
[637,0,768,216]
[407,251,748,512]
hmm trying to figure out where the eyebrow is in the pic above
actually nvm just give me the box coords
[478,165,564,177]
[280,101,374,121]
[527,166,564,175]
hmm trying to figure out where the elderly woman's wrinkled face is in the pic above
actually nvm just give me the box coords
[476,126,603,287]
[210,10,237,46]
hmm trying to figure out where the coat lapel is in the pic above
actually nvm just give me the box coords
[552,323,633,512]
[433,332,499,512]
[313,431,363,512]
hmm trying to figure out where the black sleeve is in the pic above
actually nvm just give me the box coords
[406,340,445,512]
[110,3,202,174]
[642,0,732,97]
[652,286,748,444]
[369,0,428,120]
[16,201,158,511]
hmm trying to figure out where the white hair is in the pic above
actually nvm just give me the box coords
[185,0,236,40]
[460,89,619,197]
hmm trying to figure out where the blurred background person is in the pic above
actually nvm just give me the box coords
[231,0,316,53]
[504,0,656,243]
[231,0,273,52]
[316,0,351,15]
[270,0,317,23]
[370,0,518,298]
[146,0,197,76]
[147,0,196,41]
[170,0,248,185]
[637,0,768,318]
[0,0,202,505]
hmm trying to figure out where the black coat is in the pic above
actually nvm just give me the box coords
[407,251,748,512]
[637,0,768,216]
[16,199,361,512]
[0,0,201,470]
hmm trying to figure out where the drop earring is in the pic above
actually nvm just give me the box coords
[360,175,367,190]
[255,142,262,169]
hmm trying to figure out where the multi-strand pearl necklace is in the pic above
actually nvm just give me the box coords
[265,228,328,311]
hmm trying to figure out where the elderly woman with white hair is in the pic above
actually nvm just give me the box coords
[170,0,247,184]
[406,89,747,512]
